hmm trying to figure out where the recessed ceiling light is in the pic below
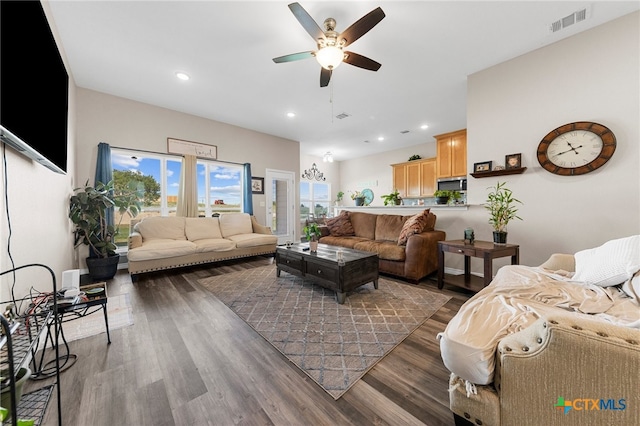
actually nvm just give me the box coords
[175,72,190,81]
[378,136,384,141]
[286,112,296,118]
[421,124,429,130]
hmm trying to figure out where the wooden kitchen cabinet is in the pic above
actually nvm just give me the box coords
[392,157,437,198]
[436,129,467,178]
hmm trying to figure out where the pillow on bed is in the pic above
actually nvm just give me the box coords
[573,235,640,287]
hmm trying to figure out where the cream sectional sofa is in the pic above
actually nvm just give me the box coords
[440,235,640,426]
[127,213,277,278]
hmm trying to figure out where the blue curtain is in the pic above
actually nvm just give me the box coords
[243,163,253,215]
[95,142,114,227]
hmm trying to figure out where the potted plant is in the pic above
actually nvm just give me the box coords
[381,189,402,206]
[484,181,523,244]
[69,179,143,280]
[336,191,344,205]
[350,190,365,206]
[434,190,451,205]
[302,223,321,252]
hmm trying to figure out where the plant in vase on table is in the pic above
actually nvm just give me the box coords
[350,190,365,206]
[335,191,344,205]
[302,223,322,252]
[69,179,143,280]
[434,190,461,205]
[484,181,523,244]
[381,189,402,206]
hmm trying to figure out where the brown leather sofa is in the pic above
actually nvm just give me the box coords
[318,211,445,283]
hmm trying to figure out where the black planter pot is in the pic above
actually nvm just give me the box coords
[86,254,120,281]
[354,197,365,206]
[493,231,508,245]
[435,196,449,205]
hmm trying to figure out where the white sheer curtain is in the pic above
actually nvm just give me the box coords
[176,154,198,217]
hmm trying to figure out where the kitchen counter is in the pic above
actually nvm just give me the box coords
[333,204,468,215]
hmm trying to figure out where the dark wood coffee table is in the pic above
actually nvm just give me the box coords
[276,243,379,304]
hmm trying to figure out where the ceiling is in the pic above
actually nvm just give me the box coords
[47,1,639,162]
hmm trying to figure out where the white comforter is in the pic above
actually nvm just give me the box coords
[438,265,640,385]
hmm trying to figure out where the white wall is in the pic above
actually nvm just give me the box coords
[335,12,640,275]
[1,1,77,305]
[339,143,437,207]
[75,89,300,226]
[466,11,639,269]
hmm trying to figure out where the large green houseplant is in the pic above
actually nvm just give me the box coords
[69,180,143,280]
[484,181,523,244]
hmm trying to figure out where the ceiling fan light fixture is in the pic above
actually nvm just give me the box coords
[316,46,344,70]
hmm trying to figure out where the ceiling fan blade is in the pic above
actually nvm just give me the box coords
[273,51,315,63]
[320,68,332,87]
[339,7,385,47]
[343,51,381,71]
[288,2,325,42]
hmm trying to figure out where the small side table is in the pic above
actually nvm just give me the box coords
[437,240,519,291]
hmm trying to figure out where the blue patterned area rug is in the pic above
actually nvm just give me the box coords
[198,264,451,399]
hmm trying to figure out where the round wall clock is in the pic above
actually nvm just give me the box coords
[537,121,616,176]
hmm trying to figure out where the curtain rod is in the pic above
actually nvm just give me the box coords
[109,145,245,166]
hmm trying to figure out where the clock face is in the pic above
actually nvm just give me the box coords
[537,122,616,176]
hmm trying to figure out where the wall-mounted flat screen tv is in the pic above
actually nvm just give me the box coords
[0,0,69,174]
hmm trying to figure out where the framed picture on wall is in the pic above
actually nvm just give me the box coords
[505,153,522,169]
[251,177,264,194]
[473,161,492,173]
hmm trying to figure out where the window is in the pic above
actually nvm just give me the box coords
[197,160,243,217]
[111,149,244,245]
[300,181,331,223]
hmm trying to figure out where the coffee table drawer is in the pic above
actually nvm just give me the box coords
[276,251,303,272]
[306,260,338,283]
[443,245,476,257]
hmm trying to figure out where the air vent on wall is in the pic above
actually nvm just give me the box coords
[335,112,351,120]
[549,7,590,33]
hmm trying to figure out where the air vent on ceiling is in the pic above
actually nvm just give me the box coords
[400,130,410,134]
[549,7,590,33]
[335,112,351,120]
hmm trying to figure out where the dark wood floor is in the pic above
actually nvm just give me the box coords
[31,256,471,426]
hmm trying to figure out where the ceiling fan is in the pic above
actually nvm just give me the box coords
[273,2,385,87]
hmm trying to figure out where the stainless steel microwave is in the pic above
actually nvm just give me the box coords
[437,177,467,192]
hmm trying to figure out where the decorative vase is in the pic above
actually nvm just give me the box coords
[86,253,120,281]
[309,240,318,252]
[493,231,508,245]
[354,197,365,206]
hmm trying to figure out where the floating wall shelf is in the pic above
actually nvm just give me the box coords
[470,167,527,178]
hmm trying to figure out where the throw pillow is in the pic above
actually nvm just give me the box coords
[572,235,640,287]
[397,209,431,246]
[325,211,355,237]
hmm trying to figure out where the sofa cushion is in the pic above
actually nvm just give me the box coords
[134,216,186,241]
[349,212,378,240]
[319,236,370,249]
[325,211,355,236]
[375,214,407,242]
[397,209,431,246]
[354,240,406,262]
[227,233,278,248]
[219,213,253,238]
[185,217,223,241]
[573,235,640,287]
[127,239,195,261]
[193,238,236,253]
